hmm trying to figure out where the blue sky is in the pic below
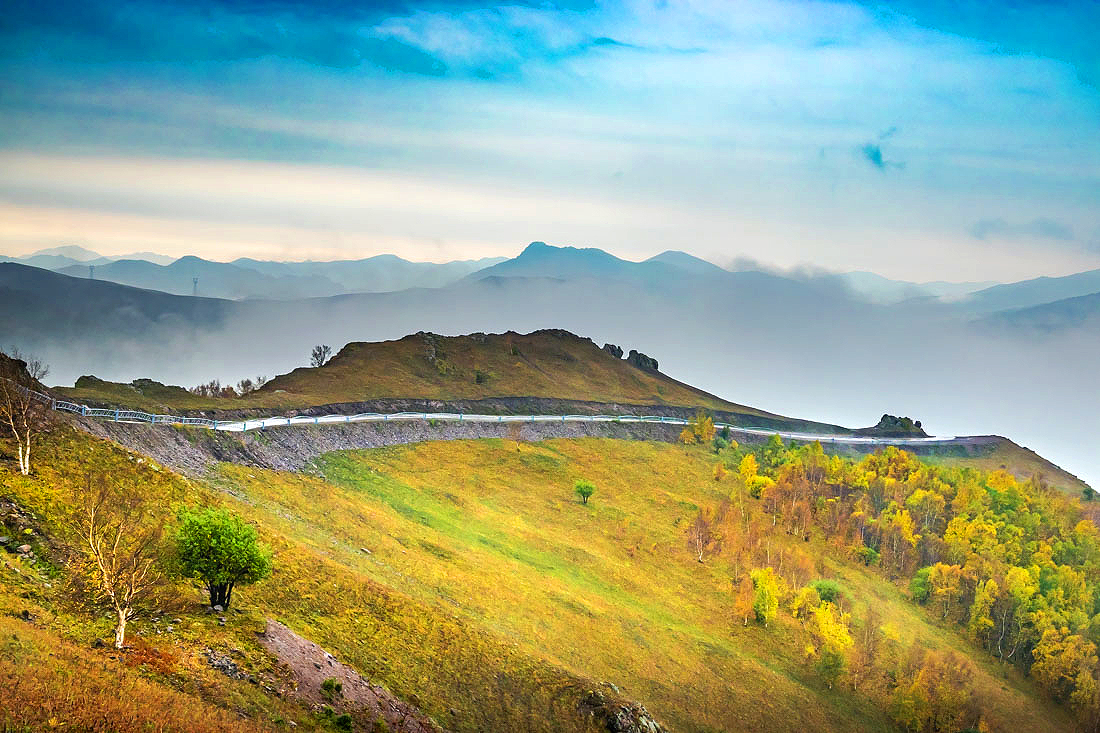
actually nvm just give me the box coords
[1,0,1098,280]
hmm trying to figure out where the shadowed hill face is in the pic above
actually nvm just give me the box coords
[258,329,765,413]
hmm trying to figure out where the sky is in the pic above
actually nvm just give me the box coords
[1,0,1099,281]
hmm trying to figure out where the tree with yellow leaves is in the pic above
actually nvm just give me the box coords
[750,567,780,628]
[928,562,966,621]
[967,578,998,644]
[679,410,716,445]
[733,574,756,626]
[1031,627,1098,706]
[808,601,853,688]
[789,585,821,621]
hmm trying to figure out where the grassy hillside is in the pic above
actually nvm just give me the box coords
[256,330,759,411]
[56,330,776,417]
[1,425,1085,732]
[921,436,1093,497]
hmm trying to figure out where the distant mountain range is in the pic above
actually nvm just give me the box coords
[959,268,1100,314]
[16,242,1074,308]
[231,254,506,295]
[834,271,998,304]
[979,291,1100,333]
[0,245,177,271]
[1,246,505,299]
[5,239,1098,489]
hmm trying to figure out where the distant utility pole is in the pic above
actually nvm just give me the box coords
[88,265,95,280]
[192,277,199,297]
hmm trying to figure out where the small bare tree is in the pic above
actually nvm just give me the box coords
[75,473,169,649]
[0,349,50,475]
[688,510,713,563]
[235,375,270,396]
[310,344,332,368]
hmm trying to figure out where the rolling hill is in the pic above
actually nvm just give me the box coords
[1,416,1087,732]
[254,329,772,414]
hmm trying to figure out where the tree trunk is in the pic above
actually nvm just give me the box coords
[114,607,128,649]
[209,582,235,610]
[17,439,29,475]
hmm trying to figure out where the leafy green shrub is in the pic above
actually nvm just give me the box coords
[855,546,880,567]
[174,507,272,610]
[321,677,343,701]
[573,479,595,505]
[910,567,932,604]
[810,580,843,605]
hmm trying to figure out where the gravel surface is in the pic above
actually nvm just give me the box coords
[74,415,686,476]
[258,620,443,733]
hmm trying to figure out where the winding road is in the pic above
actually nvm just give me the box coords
[0,378,953,446]
[50,397,958,446]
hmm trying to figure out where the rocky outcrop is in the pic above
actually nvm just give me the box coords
[602,344,624,359]
[857,414,927,438]
[625,350,658,372]
[578,687,668,733]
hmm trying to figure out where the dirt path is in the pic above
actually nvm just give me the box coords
[257,619,443,733]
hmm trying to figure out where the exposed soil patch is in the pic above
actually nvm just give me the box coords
[257,619,443,733]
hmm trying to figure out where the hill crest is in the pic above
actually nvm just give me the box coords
[257,328,770,415]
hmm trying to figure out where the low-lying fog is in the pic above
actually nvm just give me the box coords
[8,270,1099,490]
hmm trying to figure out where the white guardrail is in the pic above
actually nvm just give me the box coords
[9,379,959,446]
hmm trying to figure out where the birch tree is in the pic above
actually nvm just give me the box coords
[76,473,169,649]
[0,349,50,475]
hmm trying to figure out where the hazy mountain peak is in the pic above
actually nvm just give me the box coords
[29,245,104,261]
[646,250,728,275]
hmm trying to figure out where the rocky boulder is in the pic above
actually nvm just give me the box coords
[602,344,624,359]
[579,687,667,733]
[625,350,658,372]
[857,414,927,438]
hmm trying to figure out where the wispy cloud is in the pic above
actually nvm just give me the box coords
[971,217,1075,243]
[0,0,1098,280]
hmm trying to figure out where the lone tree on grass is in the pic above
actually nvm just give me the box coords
[310,344,333,368]
[687,510,713,563]
[74,472,171,649]
[574,479,595,505]
[175,507,272,610]
[0,349,50,475]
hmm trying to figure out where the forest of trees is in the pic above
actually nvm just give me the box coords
[693,430,1100,732]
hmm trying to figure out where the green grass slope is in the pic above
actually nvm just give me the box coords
[2,426,1082,733]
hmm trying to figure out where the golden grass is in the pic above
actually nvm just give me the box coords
[220,438,1075,733]
[0,615,273,733]
[0,428,1079,732]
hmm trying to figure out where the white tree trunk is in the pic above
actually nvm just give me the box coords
[114,607,128,649]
